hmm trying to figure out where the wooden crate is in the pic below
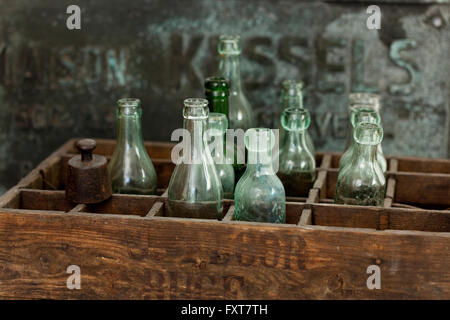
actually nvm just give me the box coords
[0,138,449,299]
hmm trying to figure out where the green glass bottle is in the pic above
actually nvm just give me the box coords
[218,35,255,131]
[204,76,229,117]
[234,128,286,223]
[276,108,316,197]
[346,93,386,173]
[339,107,381,174]
[108,98,157,195]
[167,98,223,219]
[335,122,386,206]
[207,112,235,199]
[280,80,315,156]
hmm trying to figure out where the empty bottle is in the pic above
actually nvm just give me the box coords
[346,92,386,173]
[207,112,235,199]
[335,122,386,206]
[167,98,223,219]
[218,35,254,131]
[234,128,286,223]
[109,98,157,195]
[339,107,381,174]
[280,80,315,155]
[276,108,316,197]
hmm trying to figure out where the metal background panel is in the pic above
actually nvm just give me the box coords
[0,0,449,194]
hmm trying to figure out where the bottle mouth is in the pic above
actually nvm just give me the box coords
[281,80,304,100]
[281,108,310,131]
[117,98,141,108]
[350,107,381,127]
[218,35,242,55]
[205,76,229,96]
[207,112,228,134]
[183,98,209,119]
[354,122,383,145]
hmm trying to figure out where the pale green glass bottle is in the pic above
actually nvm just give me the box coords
[167,98,223,219]
[234,128,286,223]
[218,35,255,131]
[207,112,235,199]
[339,107,381,174]
[108,98,157,195]
[346,93,386,173]
[335,122,386,206]
[280,80,315,156]
[276,108,316,197]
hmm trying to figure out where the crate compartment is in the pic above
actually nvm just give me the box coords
[304,203,450,233]
[393,173,450,209]
[81,194,159,217]
[1,189,75,212]
[397,157,450,174]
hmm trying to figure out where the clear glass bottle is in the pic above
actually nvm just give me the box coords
[276,108,316,197]
[339,107,381,174]
[234,128,286,223]
[346,93,386,173]
[167,98,223,219]
[218,35,255,131]
[207,112,235,199]
[108,98,157,195]
[280,80,315,155]
[335,122,386,206]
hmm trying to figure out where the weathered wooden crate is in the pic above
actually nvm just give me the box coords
[0,139,449,299]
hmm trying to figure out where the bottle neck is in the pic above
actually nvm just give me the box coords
[116,110,145,149]
[206,95,229,118]
[282,129,308,152]
[184,117,207,164]
[247,149,273,176]
[281,95,303,110]
[219,55,242,93]
[350,142,378,168]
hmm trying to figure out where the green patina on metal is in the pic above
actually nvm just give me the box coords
[0,0,449,194]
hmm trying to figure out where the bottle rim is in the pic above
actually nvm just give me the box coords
[117,98,141,107]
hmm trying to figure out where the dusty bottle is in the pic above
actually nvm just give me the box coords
[339,107,381,174]
[108,98,157,195]
[234,128,286,223]
[207,112,235,199]
[167,98,223,219]
[346,92,386,173]
[276,108,316,197]
[218,35,255,131]
[280,80,315,156]
[335,122,386,206]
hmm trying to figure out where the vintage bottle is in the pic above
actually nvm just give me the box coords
[335,122,386,206]
[280,80,315,155]
[204,76,244,180]
[218,35,255,131]
[207,112,235,199]
[204,76,229,117]
[346,92,386,173]
[234,128,286,223]
[276,108,316,197]
[108,98,157,195]
[167,98,223,219]
[339,107,381,174]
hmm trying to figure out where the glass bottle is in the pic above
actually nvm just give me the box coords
[167,98,223,219]
[218,35,255,131]
[234,128,286,223]
[207,112,235,199]
[204,76,229,117]
[346,92,386,173]
[276,108,316,197]
[108,98,157,195]
[339,107,381,174]
[280,80,315,156]
[335,122,386,206]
